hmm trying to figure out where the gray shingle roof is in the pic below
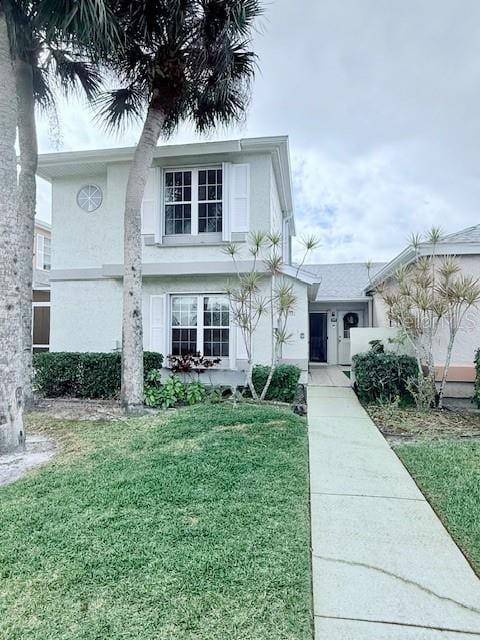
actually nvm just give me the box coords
[441,224,480,244]
[305,262,386,300]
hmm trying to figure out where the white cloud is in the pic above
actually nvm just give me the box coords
[35,0,480,263]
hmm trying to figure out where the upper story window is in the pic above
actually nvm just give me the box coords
[164,167,222,236]
[35,234,51,271]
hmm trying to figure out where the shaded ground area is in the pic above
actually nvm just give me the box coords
[0,404,312,640]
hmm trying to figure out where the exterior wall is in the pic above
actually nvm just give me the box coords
[50,152,278,271]
[50,273,310,378]
[371,254,480,382]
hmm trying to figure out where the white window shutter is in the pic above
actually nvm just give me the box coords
[229,163,250,234]
[36,235,44,269]
[222,162,231,241]
[150,294,167,355]
[156,167,163,244]
[141,168,157,235]
[236,325,248,360]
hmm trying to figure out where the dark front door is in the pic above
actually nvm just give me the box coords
[309,313,327,362]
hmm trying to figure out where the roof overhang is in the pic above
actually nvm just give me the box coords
[366,240,480,292]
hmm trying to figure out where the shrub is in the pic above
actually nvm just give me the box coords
[252,364,301,403]
[352,351,418,404]
[144,374,208,409]
[475,349,480,408]
[33,352,164,399]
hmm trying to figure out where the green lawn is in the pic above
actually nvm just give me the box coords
[396,439,480,574]
[0,404,312,640]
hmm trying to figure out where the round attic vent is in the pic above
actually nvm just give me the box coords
[77,184,103,212]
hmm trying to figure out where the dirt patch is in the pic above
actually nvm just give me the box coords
[367,403,480,444]
[34,397,125,422]
[0,435,56,487]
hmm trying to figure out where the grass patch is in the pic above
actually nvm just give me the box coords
[396,439,480,574]
[0,404,311,640]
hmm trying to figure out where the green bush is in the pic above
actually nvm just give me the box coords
[144,373,208,409]
[475,349,480,408]
[252,364,301,403]
[33,352,164,399]
[352,351,418,404]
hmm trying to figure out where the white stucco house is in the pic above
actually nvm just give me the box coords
[37,135,383,383]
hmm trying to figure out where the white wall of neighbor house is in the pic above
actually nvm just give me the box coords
[371,254,480,376]
[50,279,123,352]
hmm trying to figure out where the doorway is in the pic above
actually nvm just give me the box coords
[338,311,362,365]
[309,312,328,362]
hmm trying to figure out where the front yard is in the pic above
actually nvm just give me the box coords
[369,404,480,575]
[0,404,312,640]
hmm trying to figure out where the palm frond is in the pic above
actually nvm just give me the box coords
[94,85,147,132]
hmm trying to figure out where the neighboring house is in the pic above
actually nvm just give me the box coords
[367,224,480,395]
[37,137,318,383]
[33,219,51,353]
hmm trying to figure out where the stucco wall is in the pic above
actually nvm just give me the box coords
[371,254,480,374]
[50,273,309,374]
[50,152,275,271]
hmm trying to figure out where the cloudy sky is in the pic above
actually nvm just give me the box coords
[37,0,480,264]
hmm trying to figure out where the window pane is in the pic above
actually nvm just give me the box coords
[203,296,229,357]
[171,296,198,355]
[33,306,50,346]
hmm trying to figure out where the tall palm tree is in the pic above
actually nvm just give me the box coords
[0,3,23,453]
[97,0,263,412]
[7,0,119,407]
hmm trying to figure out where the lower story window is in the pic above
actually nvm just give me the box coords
[170,294,229,357]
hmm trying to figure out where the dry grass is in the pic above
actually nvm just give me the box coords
[366,403,480,442]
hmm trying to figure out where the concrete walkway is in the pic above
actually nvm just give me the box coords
[308,373,480,639]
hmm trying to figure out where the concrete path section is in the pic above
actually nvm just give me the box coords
[308,381,480,639]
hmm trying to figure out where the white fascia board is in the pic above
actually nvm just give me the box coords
[282,264,319,285]
[367,240,480,294]
[34,218,51,232]
[36,139,243,181]
[314,297,371,303]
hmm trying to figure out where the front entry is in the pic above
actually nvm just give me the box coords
[309,312,328,362]
[338,311,362,365]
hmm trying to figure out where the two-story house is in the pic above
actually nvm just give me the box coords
[37,136,328,383]
[32,219,51,352]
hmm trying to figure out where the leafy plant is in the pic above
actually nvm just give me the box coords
[168,353,221,375]
[185,381,207,406]
[352,351,418,404]
[252,364,301,403]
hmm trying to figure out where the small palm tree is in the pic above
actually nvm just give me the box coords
[6,0,119,407]
[96,0,263,412]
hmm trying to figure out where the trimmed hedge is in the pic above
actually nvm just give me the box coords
[352,351,418,403]
[252,364,301,403]
[475,349,480,408]
[33,352,163,399]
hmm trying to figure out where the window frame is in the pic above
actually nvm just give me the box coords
[162,165,223,238]
[168,293,232,363]
[35,234,51,271]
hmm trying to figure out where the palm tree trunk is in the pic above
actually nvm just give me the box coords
[121,103,165,412]
[0,9,25,453]
[15,58,37,409]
